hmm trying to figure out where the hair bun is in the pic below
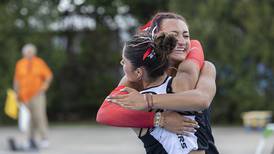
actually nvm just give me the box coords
[154,32,177,54]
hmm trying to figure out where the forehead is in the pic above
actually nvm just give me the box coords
[159,19,189,33]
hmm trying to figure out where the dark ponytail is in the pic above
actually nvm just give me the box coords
[124,32,177,79]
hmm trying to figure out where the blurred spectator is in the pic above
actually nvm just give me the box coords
[13,43,53,150]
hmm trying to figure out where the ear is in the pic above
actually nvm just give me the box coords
[135,67,144,81]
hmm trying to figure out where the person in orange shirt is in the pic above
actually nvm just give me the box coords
[13,43,53,150]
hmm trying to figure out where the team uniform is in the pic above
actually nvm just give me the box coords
[202,108,219,154]
[138,76,208,154]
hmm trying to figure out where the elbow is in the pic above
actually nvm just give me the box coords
[96,111,102,123]
[96,108,107,124]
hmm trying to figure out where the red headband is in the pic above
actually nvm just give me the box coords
[139,19,153,31]
[142,47,153,60]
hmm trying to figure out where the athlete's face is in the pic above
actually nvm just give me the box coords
[159,19,190,64]
[121,49,139,82]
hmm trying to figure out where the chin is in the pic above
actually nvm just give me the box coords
[170,56,185,63]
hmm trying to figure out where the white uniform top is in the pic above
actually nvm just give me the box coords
[140,76,198,154]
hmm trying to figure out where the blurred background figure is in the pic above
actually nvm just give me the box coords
[13,43,53,150]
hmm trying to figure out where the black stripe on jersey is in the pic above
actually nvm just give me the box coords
[142,76,169,91]
[195,112,209,151]
[166,77,173,93]
[139,132,168,154]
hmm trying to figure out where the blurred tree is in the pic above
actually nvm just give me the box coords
[0,0,168,123]
[169,0,274,123]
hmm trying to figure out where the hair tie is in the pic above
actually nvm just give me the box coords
[139,20,153,31]
[151,25,158,39]
[143,47,155,61]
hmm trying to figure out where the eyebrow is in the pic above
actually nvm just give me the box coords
[170,30,189,34]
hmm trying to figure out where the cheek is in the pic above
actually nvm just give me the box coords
[123,65,136,81]
[186,39,191,49]
[169,51,188,62]
[182,52,189,59]
[123,65,130,76]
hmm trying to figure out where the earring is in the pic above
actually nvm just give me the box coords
[135,68,143,81]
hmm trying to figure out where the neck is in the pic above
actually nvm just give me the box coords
[167,60,180,77]
[168,59,180,68]
[24,55,35,60]
[142,74,167,89]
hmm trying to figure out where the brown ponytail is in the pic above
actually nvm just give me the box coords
[124,32,176,79]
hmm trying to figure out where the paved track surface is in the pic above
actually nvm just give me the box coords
[0,125,274,154]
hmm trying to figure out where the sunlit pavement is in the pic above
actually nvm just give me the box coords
[0,125,273,154]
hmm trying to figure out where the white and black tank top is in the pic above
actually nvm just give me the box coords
[138,76,204,154]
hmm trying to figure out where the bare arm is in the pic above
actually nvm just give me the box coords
[96,86,155,128]
[96,85,198,133]
[109,61,216,112]
[13,63,19,94]
[41,75,53,92]
[108,41,212,111]
[13,80,19,94]
[40,59,53,92]
[173,59,200,92]
[173,40,204,92]
[153,61,216,111]
[97,75,199,132]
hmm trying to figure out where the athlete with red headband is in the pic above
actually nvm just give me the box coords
[97,12,218,154]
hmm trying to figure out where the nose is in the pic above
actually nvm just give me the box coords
[177,38,186,47]
[177,36,186,47]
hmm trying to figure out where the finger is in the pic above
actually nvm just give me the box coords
[181,117,198,125]
[177,131,190,136]
[181,122,200,128]
[181,127,197,133]
[120,103,127,108]
[106,98,118,104]
[107,97,128,104]
[120,87,136,93]
[107,94,129,99]
[106,99,124,105]
[119,103,135,110]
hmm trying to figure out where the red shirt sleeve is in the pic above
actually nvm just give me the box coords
[96,85,154,128]
[187,40,205,69]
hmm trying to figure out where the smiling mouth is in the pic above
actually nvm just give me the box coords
[174,48,187,53]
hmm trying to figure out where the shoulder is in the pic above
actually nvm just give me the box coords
[190,39,202,46]
[16,58,26,66]
[203,61,216,73]
[34,56,48,65]
[200,61,216,79]
[204,61,216,70]
[34,56,44,62]
[177,59,200,75]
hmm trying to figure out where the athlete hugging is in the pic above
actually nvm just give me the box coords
[97,12,218,154]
